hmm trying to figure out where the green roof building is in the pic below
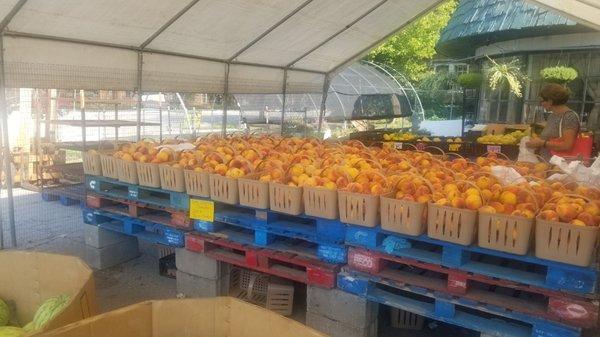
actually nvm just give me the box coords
[436,0,600,130]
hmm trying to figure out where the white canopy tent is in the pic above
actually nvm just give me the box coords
[0,0,442,247]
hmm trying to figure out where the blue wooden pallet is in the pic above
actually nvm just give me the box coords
[193,220,346,264]
[82,207,185,247]
[200,204,347,244]
[345,225,598,295]
[338,269,581,337]
[85,175,189,210]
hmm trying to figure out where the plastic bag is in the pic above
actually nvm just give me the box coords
[517,136,539,163]
[490,166,526,185]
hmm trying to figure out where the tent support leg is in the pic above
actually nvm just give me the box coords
[318,76,330,134]
[0,35,16,248]
[280,69,288,136]
[136,51,143,141]
[221,63,230,137]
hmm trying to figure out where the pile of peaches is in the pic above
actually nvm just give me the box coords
[104,136,599,227]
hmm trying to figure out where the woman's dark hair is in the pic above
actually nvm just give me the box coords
[540,83,570,105]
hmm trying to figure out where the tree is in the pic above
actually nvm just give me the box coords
[365,0,458,83]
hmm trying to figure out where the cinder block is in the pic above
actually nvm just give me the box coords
[84,236,140,269]
[84,225,133,249]
[307,285,378,328]
[176,270,229,298]
[306,311,377,337]
[176,248,225,280]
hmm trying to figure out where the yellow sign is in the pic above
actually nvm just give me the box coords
[448,143,461,152]
[189,199,215,222]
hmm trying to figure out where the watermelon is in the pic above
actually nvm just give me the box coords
[0,299,8,326]
[0,326,24,337]
[32,295,70,330]
[21,322,34,332]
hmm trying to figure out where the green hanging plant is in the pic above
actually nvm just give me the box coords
[540,66,578,84]
[486,56,528,97]
[457,72,483,89]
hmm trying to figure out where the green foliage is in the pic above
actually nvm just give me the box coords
[365,0,458,83]
[417,72,460,120]
[540,66,578,84]
[457,72,483,89]
[486,56,528,97]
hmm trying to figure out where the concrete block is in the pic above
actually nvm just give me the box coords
[175,248,226,280]
[84,225,133,249]
[176,270,229,298]
[306,311,377,337]
[307,286,378,328]
[84,236,140,269]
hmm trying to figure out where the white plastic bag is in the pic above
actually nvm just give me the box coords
[491,166,526,185]
[517,136,539,163]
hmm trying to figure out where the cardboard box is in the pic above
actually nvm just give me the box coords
[0,251,98,334]
[37,298,326,337]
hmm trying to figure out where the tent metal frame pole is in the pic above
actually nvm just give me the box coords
[2,31,326,76]
[136,51,143,141]
[318,75,330,133]
[228,0,314,62]
[327,1,443,76]
[280,69,288,135]
[221,63,230,136]
[286,0,388,68]
[0,35,16,248]
[139,0,202,49]
[0,0,28,31]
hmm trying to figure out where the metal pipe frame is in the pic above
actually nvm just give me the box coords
[0,0,27,31]
[318,75,331,133]
[286,0,388,68]
[0,35,16,248]
[228,0,314,62]
[280,69,288,135]
[3,31,325,76]
[139,0,202,50]
[136,51,143,141]
[327,0,443,77]
[221,63,230,136]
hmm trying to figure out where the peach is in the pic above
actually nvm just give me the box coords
[570,219,586,226]
[465,194,482,210]
[121,153,134,162]
[516,203,536,213]
[576,212,595,226]
[324,181,337,190]
[481,189,493,202]
[475,176,491,189]
[479,205,497,214]
[416,195,431,203]
[435,198,450,206]
[489,201,505,214]
[347,182,364,194]
[451,197,466,209]
[585,204,600,217]
[539,209,559,221]
[403,195,416,202]
[370,183,385,195]
[465,188,479,196]
[556,203,581,223]
[499,191,517,205]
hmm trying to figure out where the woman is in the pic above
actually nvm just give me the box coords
[526,83,580,157]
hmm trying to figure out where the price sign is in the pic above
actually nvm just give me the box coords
[189,199,215,222]
[487,145,501,153]
[448,143,461,152]
[393,142,403,149]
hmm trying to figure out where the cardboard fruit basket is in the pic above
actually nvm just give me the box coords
[381,194,427,236]
[159,163,185,192]
[117,159,138,184]
[99,154,119,179]
[36,298,325,337]
[535,218,599,267]
[209,173,239,205]
[304,186,338,219]
[269,181,303,216]
[184,169,210,198]
[0,251,97,335]
[238,173,269,209]
[427,203,477,245]
[82,151,102,176]
[136,162,161,188]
